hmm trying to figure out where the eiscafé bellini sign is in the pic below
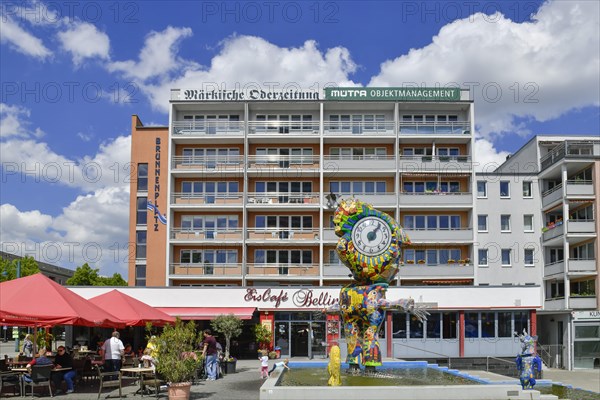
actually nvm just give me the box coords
[244,288,338,309]
[178,87,462,102]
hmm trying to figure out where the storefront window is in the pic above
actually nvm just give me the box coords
[465,313,478,338]
[481,312,495,338]
[498,312,512,337]
[442,312,458,339]
[574,340,600,369]
[409,315,424,338]
[392,313,407,338]
[575,325,599,339]
[426,313,441,338]
[514,312,529,334]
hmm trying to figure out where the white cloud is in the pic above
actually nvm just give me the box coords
[472,136,511,172]
[109,33,358,112]
[77,132,93,142]
[369,0,600,137]
[0,103,45,139]
[57,22,110,66]
[0,16,52,59]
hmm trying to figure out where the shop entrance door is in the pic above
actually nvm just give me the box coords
[291,322,310,357]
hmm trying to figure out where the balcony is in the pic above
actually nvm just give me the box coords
[171,193,243,206]
[171,156,244,172]
[323,155,395,171]
[567,220,596,234]
[542,184,562,208]
[247,121,319,135]
[569,296,598,309]
[566,180,595,196]
[403,228,473,242]
[322,228,337,242]
[544,260,565,277]
[172,120,245,136]
[323,121,395,136]
[246,264,320,277]
[568,258,597,275]
[542,223,564,243]
[398,192,473,207]
[399,122,470,135]
[326,192,397,208]
[398,155,472,173]
[247,155,320,173]
[169,263,243,277]
[540,140,600,171]
[170,229,243,242]
[246,192,320,206]
[246,228,320,242]
[399,263,474,278]
[544,298,566,311]
[323,263,351,278]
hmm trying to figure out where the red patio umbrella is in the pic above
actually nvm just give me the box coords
[0,273,123,328]
[88,290,175,326]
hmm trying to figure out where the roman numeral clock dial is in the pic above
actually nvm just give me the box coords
[351,216,393,256]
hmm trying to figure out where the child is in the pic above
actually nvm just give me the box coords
[259,350,269,379]
[268,358,290,376]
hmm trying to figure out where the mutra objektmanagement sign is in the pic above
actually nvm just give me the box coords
[324,87,461,101]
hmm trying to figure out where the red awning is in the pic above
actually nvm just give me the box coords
[156,307,256,320]
[89,290,175,327]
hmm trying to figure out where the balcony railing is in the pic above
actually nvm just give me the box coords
[246,228,320,241]
[398,191,473,206]
[542,223,564,242]
[398,155,472,172]
[172,120,245,136]
[323,155,395,171]
[170,228,243,241]
[566,180,595,196]
[544,260,565,276]
[399,263,474,278]
[171,192,244,205]
[569,296,598,309]
[568,219,596,234]
[327,192,397,207]
[247,155,320,170]
[399,122,470,135]
[247,121,319,135]
[322,228,337,241]
[568,258,597,274]
[544,298,566,311]
[541,184,562,208]
[540,140,600,171]
[169,263,243,276]
[323,263,351,277]
[246,192,320,205]
[323,121,395,136]
[246,264,320,276]
[172,156,244,170]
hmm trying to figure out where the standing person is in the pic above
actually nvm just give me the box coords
[22,334,34,357]
[200,329,217,381]
[52,346,76,394]
[101,331,125,375]
[259,350,269,379]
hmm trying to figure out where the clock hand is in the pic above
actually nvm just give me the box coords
[367,225,381,242]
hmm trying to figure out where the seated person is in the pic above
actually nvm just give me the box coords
[23,348,54,383]
[123,344,135,357]
[140,349,157,370]
[51,346,76,394]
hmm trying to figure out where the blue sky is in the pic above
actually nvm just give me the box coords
[1,0,599,277]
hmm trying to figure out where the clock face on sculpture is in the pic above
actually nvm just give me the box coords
[351,216,393,256]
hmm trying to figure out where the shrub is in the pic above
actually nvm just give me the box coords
[156,318,200,383]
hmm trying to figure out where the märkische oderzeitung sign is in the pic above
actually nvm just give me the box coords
[181,89,319,101]
[325,87,461,101]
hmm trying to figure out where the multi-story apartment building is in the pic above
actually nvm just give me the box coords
[486,136,600,369]
[125,87,545,363]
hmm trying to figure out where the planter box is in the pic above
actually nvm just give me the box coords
[225,360,237,374]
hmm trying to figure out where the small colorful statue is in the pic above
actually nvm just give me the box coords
[515,329,542,389]
[326,199,428,369]
[327,345,342,386]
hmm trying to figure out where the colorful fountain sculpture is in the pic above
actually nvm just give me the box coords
[515,330,542,389]
[325,199,428,371]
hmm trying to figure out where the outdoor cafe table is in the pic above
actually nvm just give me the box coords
[120,366,155,396]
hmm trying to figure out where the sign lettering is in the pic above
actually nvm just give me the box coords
[244,288,338,309]
[325,87,462,101]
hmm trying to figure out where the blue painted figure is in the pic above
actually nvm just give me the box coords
[514,329,542,390]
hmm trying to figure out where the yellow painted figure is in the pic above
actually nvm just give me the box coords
[327,345,342,386]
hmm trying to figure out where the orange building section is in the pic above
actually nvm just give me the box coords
[128,116,169,287]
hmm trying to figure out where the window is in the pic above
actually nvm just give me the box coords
[136,197,147,225]
[549,248,564,263]
[442,312,458,339]
[481,312,495,338]
[514,312,529,333]
[477,181,487,198]
[501,249,511,266]
[392,313,407,338]
[524,249,535,266]
[409,315,424,338]
[501,215,511,232]
[500,181,510,198]
[478,249,488,266]
[571,280,596,297]
[465,313,478,338]
[478,215,488,232]
[571,242,595,260]
[135,265,146,287]
[524,215,534,232]
[497,312,512,337]
[135,231,147,259]
[330,181,386,195]
[523,181,532,198]
[137,163,148,191]
[550,281,565,299]
[426,313,441,338]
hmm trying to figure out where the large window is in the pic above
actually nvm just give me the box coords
[136,197,147,225]
[329,114,386,133]
[403,181,460,193]
[403,215,461,230]
[330,147,386,159]
[409,315,424,338]
[570,205,594,221]
[514,312,529,333]
[135,231,147,259]
[442,312,458,339]
[255,181,312,194]
[571,242,595,260]
[330,181,386,195]
[182,148,240,166]
[403,248,461,264]
[480,312,495,338]
[571,280,596,297]
[497,312,512,337]
[477,181,487,197]
[465,313,478,338]
[256,147,313,165]
[137,163,148,191]
[182,181,239,196]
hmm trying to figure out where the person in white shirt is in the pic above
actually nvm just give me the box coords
[101,331,125,376]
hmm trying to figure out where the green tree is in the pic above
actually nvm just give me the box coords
[156,318,200,384]
[211,314,243,360]
[66,264,127,286]
[0,256,39,282]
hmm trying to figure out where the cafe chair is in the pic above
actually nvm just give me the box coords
[0,371,22,397]
[22,365,53,398]
[95,365,123,399]
[141,371,166,399]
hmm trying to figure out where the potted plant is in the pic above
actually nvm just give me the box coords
[156,318,201,400]
[254,324,273,353]
[211,314,243,374]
